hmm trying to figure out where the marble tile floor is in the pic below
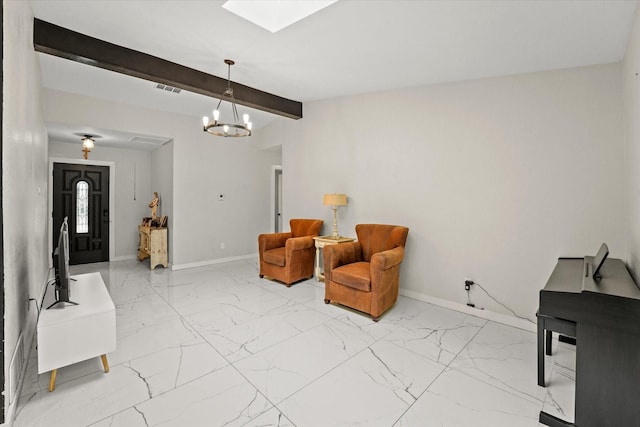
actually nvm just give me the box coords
[13,259,575,427]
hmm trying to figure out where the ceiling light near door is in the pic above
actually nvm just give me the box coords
[81,135,95,159]
[222,0,338,33]
[202,59,252,137]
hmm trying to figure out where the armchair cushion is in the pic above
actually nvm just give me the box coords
[332,262,371,292]
[263,247,286,266]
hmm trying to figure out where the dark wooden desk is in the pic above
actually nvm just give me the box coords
[538,257,640,427]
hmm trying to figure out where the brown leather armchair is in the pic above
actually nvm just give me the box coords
[323,224,409,321]
[258,219,323,286]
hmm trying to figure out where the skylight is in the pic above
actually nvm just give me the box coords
[222,0,337,33]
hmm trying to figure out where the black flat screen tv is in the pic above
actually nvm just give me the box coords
[47,217,77,309]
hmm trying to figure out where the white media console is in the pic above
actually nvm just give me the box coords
[37,272,116,391]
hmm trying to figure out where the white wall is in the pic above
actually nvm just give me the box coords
[262,63,626,322]
[151,140,174,262]
[624,5,640,280]
[43,89,281,268]
[170,133,281,267]
[48,140,153,260]
[2,0,50,419]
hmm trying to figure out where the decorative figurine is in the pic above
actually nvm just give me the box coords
[149,192,159,220]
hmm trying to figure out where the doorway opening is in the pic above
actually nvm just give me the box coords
[271,166,283,233]
[1,3,5,420]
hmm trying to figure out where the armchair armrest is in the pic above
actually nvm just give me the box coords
[285,236,315,253]
[370,246,405,296]
[258,232,293,252]
[371,246,405,271]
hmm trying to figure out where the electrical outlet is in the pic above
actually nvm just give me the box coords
[220,242,225,249]
[464,278,474,291]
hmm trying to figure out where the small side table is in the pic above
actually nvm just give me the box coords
[138,226,168,270]
[313,236,355,281]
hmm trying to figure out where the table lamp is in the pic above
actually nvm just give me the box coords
[323,193,348,238]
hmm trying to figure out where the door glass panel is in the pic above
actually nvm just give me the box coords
[76,181,89,234]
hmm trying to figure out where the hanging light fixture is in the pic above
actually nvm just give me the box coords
[202,59,252,137]
[81,135,95,159]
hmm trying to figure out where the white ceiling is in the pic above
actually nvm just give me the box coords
[31,0,638,147]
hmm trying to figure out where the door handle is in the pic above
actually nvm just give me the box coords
[103,209,109,223]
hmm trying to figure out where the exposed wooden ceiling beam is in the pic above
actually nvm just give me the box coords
[33,18,303,120]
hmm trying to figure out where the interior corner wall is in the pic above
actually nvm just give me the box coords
[48,141,153,260]
[263,63,626,321]
[624,4,640,280]
[43,89,281,268]
[2,0,50,418]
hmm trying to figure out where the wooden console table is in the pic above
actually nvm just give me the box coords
[37,272,116,391]
[312,236,355,281]
[138,225,168,270]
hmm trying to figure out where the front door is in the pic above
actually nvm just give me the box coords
[53,163,109,265]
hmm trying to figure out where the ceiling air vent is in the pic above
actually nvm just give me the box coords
[129,136,171,147]
[155,83,181,93]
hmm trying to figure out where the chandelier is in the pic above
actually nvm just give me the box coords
[202,59,252,137]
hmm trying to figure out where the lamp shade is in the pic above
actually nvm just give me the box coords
[323,193,347,206]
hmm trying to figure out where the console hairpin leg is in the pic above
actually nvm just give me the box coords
[49,369,58,392]
[101,354,110,373]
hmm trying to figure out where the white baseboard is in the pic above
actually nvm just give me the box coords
[171,254,257,271]
[4,331,32,426]
[5,268,53,425]
[110,255,137,262]
[399,288,537,333]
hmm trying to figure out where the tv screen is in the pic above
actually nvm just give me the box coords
[48,217,76,309]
